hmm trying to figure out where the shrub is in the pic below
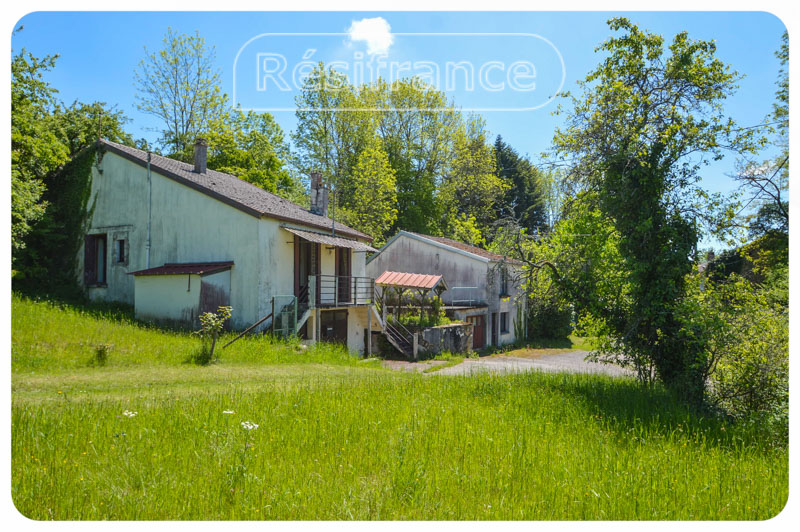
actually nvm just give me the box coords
[527,299,572,339]
[91,343,112,366]
[675,272,788,440]
[192,306,233,365]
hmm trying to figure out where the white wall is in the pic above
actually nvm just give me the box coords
[347,305,370,355]
[366,233,490,305]
[134,274,201,323]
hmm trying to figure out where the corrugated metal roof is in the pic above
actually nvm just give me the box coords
[130,261,234,276]
[375,271,447,291]
[98,139,371,241]
[283,227,378,252]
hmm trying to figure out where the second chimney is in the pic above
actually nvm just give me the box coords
[309,171,329,217]
[193,138,207,174]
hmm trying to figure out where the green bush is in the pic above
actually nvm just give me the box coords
[91,343,112,366]
[675,272,788,443]
[527,300,572,339]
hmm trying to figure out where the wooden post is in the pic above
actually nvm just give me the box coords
[412,332,418,361]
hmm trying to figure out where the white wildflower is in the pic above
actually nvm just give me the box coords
[122,410,138,418]
[223,410,235,414]
[240,421,258,430]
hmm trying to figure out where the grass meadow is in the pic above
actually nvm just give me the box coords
[11,295,788,520]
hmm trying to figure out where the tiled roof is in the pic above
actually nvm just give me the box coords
[375,271,447,291]
[130,261,234,276]
[407,232,523,264]
[98,139,371,241]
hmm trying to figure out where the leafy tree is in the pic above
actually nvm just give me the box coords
[374,79,460,235]
[337,141,398,245]
[292,64,370,188]
[55,101,133,156]
[551,18,759,403]
[494,135,547,234]
[11,50,69,257]
[447,213,485,248]
[189,104,304,201]
[292,67,461,236]
[680,272,787,442]
[134,28,225,155]
[439,116,507,236]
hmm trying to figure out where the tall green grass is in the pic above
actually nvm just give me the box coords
[11,295,788,520]
[12,294,361,371]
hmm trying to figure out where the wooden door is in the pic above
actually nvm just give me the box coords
[467,315,485,349]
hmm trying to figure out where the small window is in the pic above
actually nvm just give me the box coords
[116,239,126,264]
[84,234,107,286]
[499,268,509,296]
[500,312,509,334]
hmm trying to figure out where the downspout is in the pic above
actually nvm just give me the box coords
[146,152,152,268]
[330,185,335,237]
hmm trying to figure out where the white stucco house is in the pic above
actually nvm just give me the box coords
[78,138,378,354]
[366,231,527,349]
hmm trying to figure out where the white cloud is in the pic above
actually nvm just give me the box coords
[347,17,393,55]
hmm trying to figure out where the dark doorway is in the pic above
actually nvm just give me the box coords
[320,309,348,344]
[467,315,485,349]
[334,248,352,304]
[294,237,320,306]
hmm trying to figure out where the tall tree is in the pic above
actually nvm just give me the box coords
[134,28,224,155]
[338,140,398,245]
[292,63,370,189]
[292,68,461,236]
[11,49,68,257]
[494,135,547,234]
[439,116,507,237]
[374,79,459,235]
[552,18,759,403]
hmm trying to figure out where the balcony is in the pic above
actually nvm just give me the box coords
[300,275,375,308]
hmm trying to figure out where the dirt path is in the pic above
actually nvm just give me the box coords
[383,351,632,378]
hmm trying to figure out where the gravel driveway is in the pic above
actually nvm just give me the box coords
[384,351,632,378]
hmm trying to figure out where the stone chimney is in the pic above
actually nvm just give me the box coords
[193,138,207,174]
[309,171,329,217]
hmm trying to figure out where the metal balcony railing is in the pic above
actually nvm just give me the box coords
[306,275,374,307]
[447,286,485,307]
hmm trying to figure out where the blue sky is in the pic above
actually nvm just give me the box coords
[12,11,787,247]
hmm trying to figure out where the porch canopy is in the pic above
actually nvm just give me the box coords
[282,226,378,253]
[375,271,448,292]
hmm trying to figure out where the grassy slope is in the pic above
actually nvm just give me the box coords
[11,295,788,520]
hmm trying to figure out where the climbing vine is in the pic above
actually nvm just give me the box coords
[14,144,98,297]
